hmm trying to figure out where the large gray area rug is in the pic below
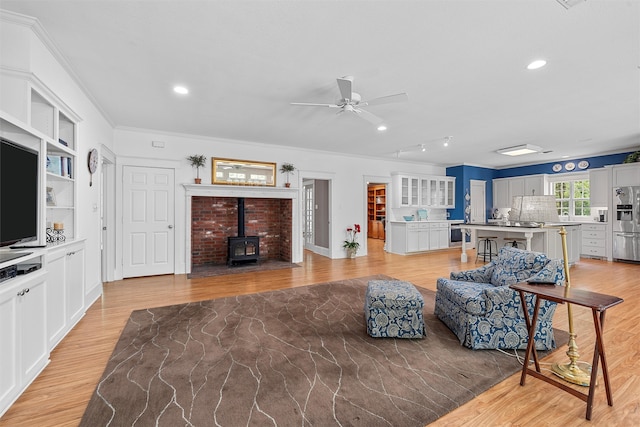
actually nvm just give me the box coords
[80,275,566,426]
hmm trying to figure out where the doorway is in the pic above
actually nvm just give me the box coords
[302,178,330,257]
[470,179,487,247]
[100,145,115,282]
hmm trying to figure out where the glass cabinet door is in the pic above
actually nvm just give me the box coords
[420,179,429,205]
[410,178,419,206]
[438,179,446,205]
[446,180,455,206]
[401,177,409,205]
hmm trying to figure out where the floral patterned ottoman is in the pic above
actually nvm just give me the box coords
[365,280,425,338]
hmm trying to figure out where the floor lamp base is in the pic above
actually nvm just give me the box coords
[551,361,591,387]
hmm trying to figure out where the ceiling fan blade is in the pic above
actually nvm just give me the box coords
[291,102,340,108]
[336,77,353,101]
[362,92,408,107]
[353,108,385,127]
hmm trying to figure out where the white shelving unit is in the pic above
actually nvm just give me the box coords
[29,87,79,242]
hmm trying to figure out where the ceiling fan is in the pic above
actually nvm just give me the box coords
[291,76,408,128]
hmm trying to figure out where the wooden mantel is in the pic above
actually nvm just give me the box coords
[182,184,303,271]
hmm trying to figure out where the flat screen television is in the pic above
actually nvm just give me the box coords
[0,138,40,248]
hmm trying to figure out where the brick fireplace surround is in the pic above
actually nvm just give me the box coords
[191,196,292,266]
[183,184,301,271]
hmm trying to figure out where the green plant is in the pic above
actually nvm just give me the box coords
[279,163,295,174]
[279,163,296,185]
[623,151,640,163]
[187,154,207,178]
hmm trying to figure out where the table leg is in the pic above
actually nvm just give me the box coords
[460,228,468,262]
[518,291,542,385]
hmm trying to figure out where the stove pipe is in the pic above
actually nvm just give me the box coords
[237,197,245,237]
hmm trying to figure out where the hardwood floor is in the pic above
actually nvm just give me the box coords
[1,239,638,426]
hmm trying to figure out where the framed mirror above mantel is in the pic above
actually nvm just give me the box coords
[212,157,276,186]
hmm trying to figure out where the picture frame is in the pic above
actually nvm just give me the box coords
[212,158,276,186]
[46,186,57,206]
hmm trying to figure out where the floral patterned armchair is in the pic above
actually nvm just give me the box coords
[434,246,565,350]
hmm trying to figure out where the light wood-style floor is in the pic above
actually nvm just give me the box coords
[1,240,638,426]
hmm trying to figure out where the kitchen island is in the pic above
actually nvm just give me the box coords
[452,222,581,263]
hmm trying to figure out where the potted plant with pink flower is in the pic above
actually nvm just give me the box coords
[343,224,361,258]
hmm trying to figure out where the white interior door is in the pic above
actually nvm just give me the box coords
[470,180,486,223]
[122,166,175,278]
[303,181,314,249]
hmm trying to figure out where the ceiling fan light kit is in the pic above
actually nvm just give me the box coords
[496,144,543,156]
[291,76,407,129]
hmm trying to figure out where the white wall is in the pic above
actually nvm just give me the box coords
[114,127,446,272]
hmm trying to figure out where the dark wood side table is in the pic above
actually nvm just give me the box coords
[510,282,624,420]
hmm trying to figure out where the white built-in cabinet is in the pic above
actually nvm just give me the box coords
[392,173,455,208]
[589,168,611,207]
[0,72,88,417]
[492,174,546,209]
[612,163,640,187]
[30,87,79,241]
[581,223,607,259]
[389,222,450,254]
[46,241,86,349]
[0,254,48,416]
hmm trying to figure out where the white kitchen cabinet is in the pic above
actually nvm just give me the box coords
[389,222,449,254]
[429,222,449,249]
[492,174,547,210]
[0,269,48,416]
[492,179,510,209]
[612,163,640,187]
[392,173,455,208]
[46,241,86,350]
[393,175,419,207]
[589,168,611,207]
[581,223,607,259]
[420,177,455,208]
[543,225,581,265]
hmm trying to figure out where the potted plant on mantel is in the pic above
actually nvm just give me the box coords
[279,162,296,187]
[187,154,207,184]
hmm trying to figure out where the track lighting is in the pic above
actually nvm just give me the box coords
[421,144,426,152]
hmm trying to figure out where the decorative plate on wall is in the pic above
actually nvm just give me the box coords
[578,160,589,169]
[564,162,576,171]
[552,164,562,172]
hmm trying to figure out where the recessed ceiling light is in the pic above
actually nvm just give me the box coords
[377,125,387,132]
[527,60,547,70]
[173,85,189,95]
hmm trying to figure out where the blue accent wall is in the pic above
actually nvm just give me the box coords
[447,151,635,222]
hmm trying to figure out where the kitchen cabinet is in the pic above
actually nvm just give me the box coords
[493,179,510,209]
[429,222,449,249]
[0,266,48,416]
[581,223,607,259]
[422,177,455,208]
[392,173,455,209]
[589,168,611,208]
[389,221,449,254]
[392,175,419,207]
[543,225,581,265]
[46,241,86,349]
[492,174,547,209]
[612,163,640,187]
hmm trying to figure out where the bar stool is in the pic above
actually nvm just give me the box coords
[504,237,526,250]
[476,236,498,263]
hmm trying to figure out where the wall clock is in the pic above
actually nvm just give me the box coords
[87,148,98,186]
[564,162,576,171]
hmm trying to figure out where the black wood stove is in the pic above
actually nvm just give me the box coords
[227,198,260,266]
